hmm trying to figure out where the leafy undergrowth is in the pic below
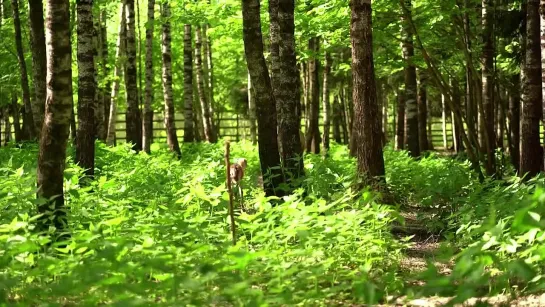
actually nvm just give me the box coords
[3,142,545,306]
[0,142,403,306]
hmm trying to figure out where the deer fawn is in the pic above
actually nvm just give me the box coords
[230,158,247,208]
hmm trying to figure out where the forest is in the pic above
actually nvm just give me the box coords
[1,0,545,305]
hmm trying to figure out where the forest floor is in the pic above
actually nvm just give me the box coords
[389,208,545,306]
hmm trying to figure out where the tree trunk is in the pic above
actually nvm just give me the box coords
[3,106,11,145]
[451,79,464,153]
[464,0,477,136]
[202,24,216,133]
[481,0,496,176]
[11,95,22,142]
[276,0,305,182]
[269,0,282,152]
[28,0,46,138]
[339,93,349,144]
[509,74,521,173]
[99,11,111,141]
[11,0,35,140]
[248,71,257,144]
[540,0,545,161]
[395,89,405,150]
[417,69,428,151]
[37,0,72,232]
[333,96,342,143]
[242,0,286,197]
[183,24,194,142]
[350,0,385,188]
[160,1,181,159]
[441,91,449,149]
[306,37,321,154]
[124,0,142,151]
[195,27,216,143]
[401,0,419,157]
[93,19,104,142]
[107,4,127,146]
[382,84,389,145]
[142,0,155,153]
[520,0,542,178]
[76,0,96,179]
[322,51,331,152]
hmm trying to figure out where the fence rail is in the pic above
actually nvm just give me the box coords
[0,111,456,148]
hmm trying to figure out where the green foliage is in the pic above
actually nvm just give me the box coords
[0,143,403,305]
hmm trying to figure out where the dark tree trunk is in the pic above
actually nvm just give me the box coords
[28,0,47,138]
[160,1,181,159]
[322,51,331,152]
[339,92,349,144]
[269,0,281,151]
[350,0,385,188]
[195,27,216,143]
[333,96,342,143]
[520,0,542,178]
[11,0,35,140]
[306,37,321,154]
[401,0,419,157]
[276,0,305,182]
[395,89,405,150]
[248,71,257,144]
[142,0,155,153]
[124,0,142,151]
[482,0,496,176]
[417,70,428,151]
[76,0,96,179]
[183,24,194,142]
[509,74,521,173]
[37,0,72,232]
[451,79,464,153]
[464,0,477,136]
[241,0,286,197]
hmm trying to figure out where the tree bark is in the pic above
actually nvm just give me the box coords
[37,0,72,231]
[395,89,405,150]
[481,0,496,176]
[464,0,477,136]
[242,0,286,197]
[451,79,464,153]
[76,0,96,179]
[183,24,194,142]
[11,0,35,140]
[333,96,342,143]
[160,1,181,159]
[520,0,542,178]
[322,51,331,152]
[93,19,104,142]
[350,0,385,188]
[11,95,22,142]
[306,37,321,154]
[540,0,545,160]
[509,74,521,173]
[441,91,449,149]
[28,0,47,138]
[195,27,216,143]
[124,0,142,151]
[248,70,257,144]
[276,0,305,181]
[99,11,111,141]
[417,69,428,151]
[401,0,419,157]
[106,4,126,146]
[142,0,155,153]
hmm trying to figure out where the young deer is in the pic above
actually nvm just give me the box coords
[229,158,247,206]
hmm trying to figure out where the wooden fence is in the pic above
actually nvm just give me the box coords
[0,111,456,149]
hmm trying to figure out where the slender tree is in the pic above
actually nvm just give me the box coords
[99,10,111,141]
[276,0,305,181]
[248,71,257,144]
[509,74,520,172]
[195,27,216,143]
[520,0,542,178]
[124,0,142,151]
[350,0,385,188]
[306,37,321,153]
[401,0,419,157]
[540,0,545,150]
[242,0,285,197]
[395,89,405,150]
[183,24,194,142]
[417,69,428,151]
[322,51,331,152]
[481,0,496,175]
[160,1,181,159]
[106,5,127,146]
[142,0,155,153]
[11,0,35,140]
[76,0,96,179]
[37,0,72,231]
[28,0,47,137]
